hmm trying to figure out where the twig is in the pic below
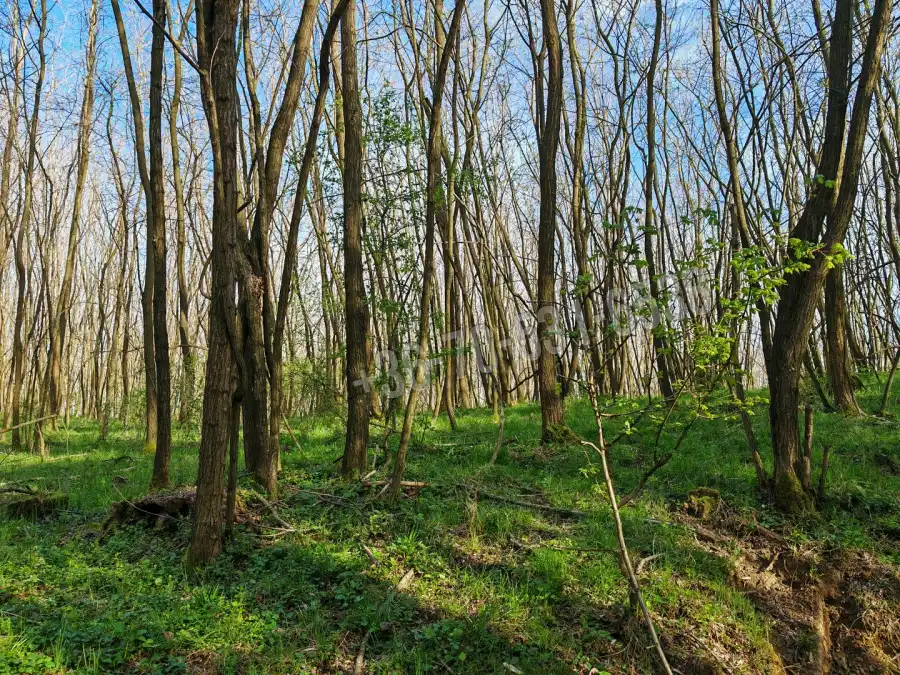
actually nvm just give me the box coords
[132,0,203,73]
[539,544,620,555]
[636,553,663,575]
[618,453,673,508]
[584,380,673,675]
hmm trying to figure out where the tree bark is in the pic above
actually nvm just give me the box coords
[536,0,566,439]
[768,0,891,512]
[148,0,172,490]
[186,0,242,568]
[824,267,862,413]
[341,0,371,480]
[110,0,158,454]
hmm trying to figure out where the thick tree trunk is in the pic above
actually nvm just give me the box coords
[769,0,891,512]
[187,0,242,568]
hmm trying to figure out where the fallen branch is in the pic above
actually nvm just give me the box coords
[0,414,57,435]
[361,544,379,566]
[353,634,368,675]
[281,413,303,455]
[0,486,37,495]
[364,480,428,489]
[251,491,296,532]
[102,454,136,463]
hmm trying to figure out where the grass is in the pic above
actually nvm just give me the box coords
[0,379,898,674]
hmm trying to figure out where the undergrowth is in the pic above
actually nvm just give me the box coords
[1,380,898,673]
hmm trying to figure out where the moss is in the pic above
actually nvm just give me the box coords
[4,492,68,518]
[142,441,156,455]
[684,488,721,519]
[542,422,579,445]
[774,471,813,515]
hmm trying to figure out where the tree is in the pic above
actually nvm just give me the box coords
[641,0,674,402]
[187,0,242,568]
[147,0,173,489]
[767,0,892,512]
[109,0,159,459]
[535,0,566,439]
[387,0,466,499]
[341,0,371,479]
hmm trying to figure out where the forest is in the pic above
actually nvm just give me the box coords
[0,0,899,671]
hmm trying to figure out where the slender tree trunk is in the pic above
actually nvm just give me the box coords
[642,0,675,401]
[824,267,862,413]
[148,0,172,490]
[48,0,99,421]
[536,0,566,439]
[169,1,195,425]
[341,0,371,479]
[12,0,47,454]
[110,0,158,454]
[388,0,466,499]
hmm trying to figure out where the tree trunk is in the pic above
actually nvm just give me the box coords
[169,2,195,426]
[110,0,158,455]
[187,0,242,568]
[48,0,99,420]
[11,0,47,453]
[768,0,891,512]
[148,0,172,490]
[388,0,466,499]
[824,267,862,413]
[536,0,566,439]
[642,0,675,402]
[341,0,371,480]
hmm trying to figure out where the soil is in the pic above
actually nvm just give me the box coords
[677,508,900,674]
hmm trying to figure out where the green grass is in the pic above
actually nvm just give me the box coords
[1,380,898,673]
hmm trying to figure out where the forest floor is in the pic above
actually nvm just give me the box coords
[1,383,899,674]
